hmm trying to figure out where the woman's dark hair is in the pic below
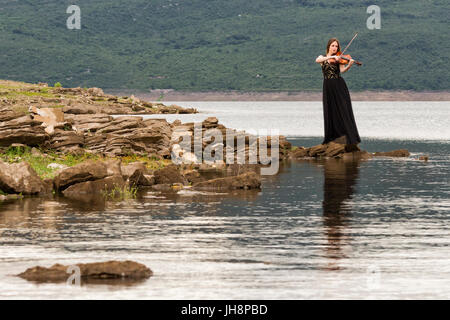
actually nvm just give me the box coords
[326,38,341,55]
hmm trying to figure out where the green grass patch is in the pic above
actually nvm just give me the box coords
[0,146,170,179]
[0,146,101,179]
[121,153,171,170]
[101,183,138,200]
[4,90,58,99]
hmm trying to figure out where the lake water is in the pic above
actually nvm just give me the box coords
[0,101,449,299]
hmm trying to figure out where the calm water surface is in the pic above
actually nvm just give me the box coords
[0,102,449,299]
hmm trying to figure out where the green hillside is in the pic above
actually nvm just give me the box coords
[0,0,448,91]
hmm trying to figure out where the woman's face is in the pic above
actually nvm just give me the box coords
[329,41,339,54]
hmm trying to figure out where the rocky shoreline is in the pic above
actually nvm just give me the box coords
[0,80,417,204]
[0,80,197,116]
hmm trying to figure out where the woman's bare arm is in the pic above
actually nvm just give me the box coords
[340,59,354,73]
[316,55,334,64]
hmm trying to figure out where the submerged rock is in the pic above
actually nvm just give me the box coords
[153,164,188,185]
[17,260,153,283]
[289,141,409,161]
[192,171,261,191]
[373,149,410,157]
[62,175,126,200]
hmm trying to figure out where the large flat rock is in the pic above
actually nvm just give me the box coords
[17,260,153,283]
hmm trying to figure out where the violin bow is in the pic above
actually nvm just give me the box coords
[341,32,358,55]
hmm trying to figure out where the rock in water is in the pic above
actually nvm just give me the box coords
[17,260,152,283]
[373,149,410,157]
[53,160,110,191]
[192,171,261,191]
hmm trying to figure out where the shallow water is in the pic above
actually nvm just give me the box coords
[1,102,449,299]
[140,101,450,140]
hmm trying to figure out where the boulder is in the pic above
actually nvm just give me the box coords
[153,164,188,185]
[121,162,150,186]
[140,174,156,186]
[0,161,46,195]
[17,260,152,283]
[53,161,109,191]
[62,175,126,199]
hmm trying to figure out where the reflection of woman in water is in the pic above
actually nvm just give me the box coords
[315,38,361,149]
[321,158,361,267]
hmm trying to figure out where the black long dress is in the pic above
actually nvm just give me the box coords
[321,60,361,145]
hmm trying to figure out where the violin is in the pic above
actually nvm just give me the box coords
[329,52,362,66]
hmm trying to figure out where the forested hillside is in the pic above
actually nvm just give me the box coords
[0,0,448,91]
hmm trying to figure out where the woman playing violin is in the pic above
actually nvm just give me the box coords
[315,38,361,149]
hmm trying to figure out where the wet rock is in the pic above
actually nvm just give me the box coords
[0,193,24,201]
[153,164,188,185]
[183,169,202,184]
[373,149,410,157]
[17,260,152,283]
[151,183,172,191]
[291,141,362,159]
[140,174,156,186]
[54,161,109,191]
[62,175,126,199]
[419,155,429,161]
[325,142,346,157]
[192,171,261,191]
[121,162,151,186]
[308,144,327,157]
[290,147,309,159]
[340,151,373,161]
[0,161,46,195]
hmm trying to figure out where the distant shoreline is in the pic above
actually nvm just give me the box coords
[107,90,450,102]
